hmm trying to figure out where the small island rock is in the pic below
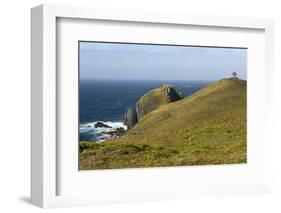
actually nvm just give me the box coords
[94,122,112,128]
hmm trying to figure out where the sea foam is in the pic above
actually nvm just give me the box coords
[80,121,127,142]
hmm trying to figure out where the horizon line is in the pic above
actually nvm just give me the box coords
[79,78,246,81]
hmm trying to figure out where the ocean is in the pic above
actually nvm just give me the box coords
[79,79,210,142]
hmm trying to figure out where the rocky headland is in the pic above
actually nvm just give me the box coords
[123,84,183,129]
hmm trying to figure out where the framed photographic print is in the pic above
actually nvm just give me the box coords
[31,4,274,208]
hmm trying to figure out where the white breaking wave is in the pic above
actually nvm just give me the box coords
[80,121,127,142]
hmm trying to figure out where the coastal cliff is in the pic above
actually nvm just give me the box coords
[123,84,183,129]
[123,106,138,129]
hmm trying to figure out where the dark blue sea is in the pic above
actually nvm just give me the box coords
[79,79,210,142]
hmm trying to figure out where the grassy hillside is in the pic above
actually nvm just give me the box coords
[80,78,247,170]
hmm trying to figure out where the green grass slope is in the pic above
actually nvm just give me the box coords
[80,78,247,170]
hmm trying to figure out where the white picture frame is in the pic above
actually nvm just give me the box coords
[31,4,274,208]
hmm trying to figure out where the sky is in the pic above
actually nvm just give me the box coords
[79,42,247,81]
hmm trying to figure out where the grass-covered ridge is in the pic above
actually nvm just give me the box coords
[80,78,247,170]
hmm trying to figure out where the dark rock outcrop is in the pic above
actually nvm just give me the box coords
[123,107,138,129]
[94,122,112,128]
[123,84,183,129]
[102,127,126,139]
